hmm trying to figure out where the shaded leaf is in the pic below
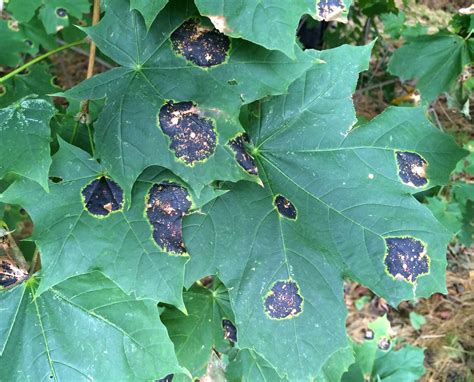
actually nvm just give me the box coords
[0,272,184,380]
[0,97,55,191]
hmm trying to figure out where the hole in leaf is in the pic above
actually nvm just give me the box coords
[274,195,297,220]
[222,319,237,342]
[317,0,346,20]
[384,237,430,283]
[156,374,173,382]
[228,133,258,175]
[171,18,230,67]
[146,183,191,255]
[81,176,124,217]
[264,279,303,320]
[396,151,428,187]
[159,101,217,165]
[0,259,28,288]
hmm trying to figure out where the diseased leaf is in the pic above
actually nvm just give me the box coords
[194,0,352,58]
[0,97,55,191]
[342,316,426,382]
[63,0,313,198]
[388,32,472,102]
[161,281,234,380]
[0,272,184,381]
[0,139,220,307]
[0,19,32,67]
[6,0,90,34]
[0,63,59,107]
[182,44,465,380]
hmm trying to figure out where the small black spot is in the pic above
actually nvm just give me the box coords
[0,259,28,288]
[384,237,429,283]
[155,374,173,382]
[264,280,303,320]
[228,134,258,175]
[227,79,238,86]
[318,0,345,19]
[364,329,374,340]
[396,151,428,187]
[24,40,33,47]
[222,319,237,342]
[56,8,67,17]
[81,177,124,217]
[378,337,391,351]
[49,176,63,184]
[159,101,217,165]
[274,195,297,220]
[146,183,191,255]
[171,19,230,67]
[19,208,27,215]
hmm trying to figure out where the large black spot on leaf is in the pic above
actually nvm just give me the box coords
[274,195,297,220]
[0,259,28,288]
[384,237,430,283]
[146,183,191,255]
[171,18,230,67]
[222,319,237,342]
[264,280,303,320]
[228,133,258,175]
[396,151,428,187]
[81,176,124,217]
[159,101,217,165]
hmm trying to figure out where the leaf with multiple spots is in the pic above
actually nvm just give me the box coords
[161,281,235,381]
[193,0,352,58]
[0,272,184,381]
[0,97,55,191]
[63,0,313,198]
[182,44,466,380]
[6,0,91,34]
[0,139,222,307]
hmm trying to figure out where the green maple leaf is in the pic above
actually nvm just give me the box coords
[0,97,55,191]
[6,0,90,34]
[388,32,473,102]
[130,0,169,29]
[0,272,185,381]
[193,0,352,58]
[63,0,313,199]
[0,63,59,108]
[161,281,234,380]
[0,139,222,307]
[342,316,426,381]
[182,44,466,380]
[226,349,288,382]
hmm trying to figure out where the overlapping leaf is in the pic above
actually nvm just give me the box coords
[0,139,222,307]
[0,272,184,381]
[131,0,169,29]
[0,97,55,191]
[182,44,466,380]
[161,281,235,380]
[193,0,352,58]
[64,0,313,198]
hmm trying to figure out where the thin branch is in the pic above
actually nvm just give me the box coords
[0,39,86,83]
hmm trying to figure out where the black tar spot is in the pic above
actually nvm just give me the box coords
[159,101,217,165]
[264,280,303,320]
[155,374,173,382]
[364,329,374,340]
[396,151,428,187]
[318,0,345,19]
[274,195,297,220]
[0,259,28,288]
[82,177,124,217]
[378,337,391,351]
[222,319,237,342]
[56,8,67,17]
[385,237,429,283]
[146,183,191,255]
[228,134,258,175]
[171,19,230,67]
